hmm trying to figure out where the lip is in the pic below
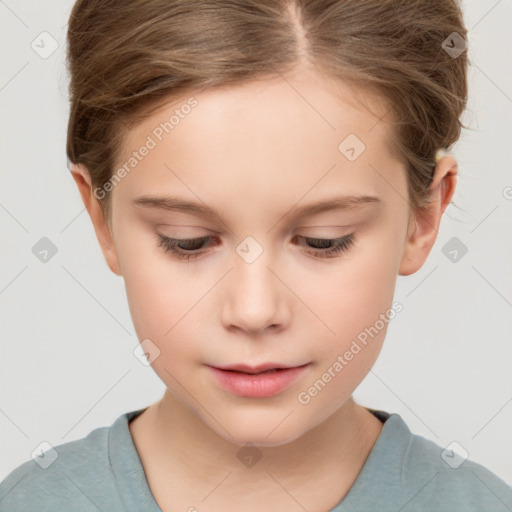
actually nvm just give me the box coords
[213,362,302,374]
[207,363,310,398]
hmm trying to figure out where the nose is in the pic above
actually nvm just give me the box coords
[221,248,289,336]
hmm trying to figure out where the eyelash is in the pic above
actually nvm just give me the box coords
[156,232,356,261]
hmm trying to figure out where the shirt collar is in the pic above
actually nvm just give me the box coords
[330,410,410,510]
[108,407,162,511]
[108,407,410,511]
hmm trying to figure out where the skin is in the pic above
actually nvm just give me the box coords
[71,65,457,511]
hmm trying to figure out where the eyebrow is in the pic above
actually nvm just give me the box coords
[132,194,381,221]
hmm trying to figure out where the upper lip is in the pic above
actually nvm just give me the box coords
[210,363,309,374]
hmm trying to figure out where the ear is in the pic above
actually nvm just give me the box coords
[70,164,122,276]
[399,154,458,276]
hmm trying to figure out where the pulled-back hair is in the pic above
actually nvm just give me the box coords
[66,0,469,221]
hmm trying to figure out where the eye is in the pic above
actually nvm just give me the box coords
[292,233,356,258]
[157,232,356,261]
[157,233,213,260]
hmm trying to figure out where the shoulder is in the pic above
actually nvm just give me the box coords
[0,419,122,512]
[400,420,512,511]
[355,410,512,511]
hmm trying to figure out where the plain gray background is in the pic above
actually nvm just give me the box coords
[1,0,511,486]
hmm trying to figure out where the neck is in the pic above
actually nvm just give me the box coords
[129,392,383,510]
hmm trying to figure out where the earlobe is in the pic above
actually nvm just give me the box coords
[70,164,122,276]
[398,154,458,276]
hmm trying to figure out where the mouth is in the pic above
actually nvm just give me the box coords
[207,363,310,398]
[211,362,309,374]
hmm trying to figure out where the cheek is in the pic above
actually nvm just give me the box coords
[294,259,396,414]
[297,238,399,346]
[290,233,401,403]
[124,268,206,387]
[117,231,195,344]
[124,267,201,343]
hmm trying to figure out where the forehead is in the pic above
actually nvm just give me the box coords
[120,69,393,155]
[112,69,402,211]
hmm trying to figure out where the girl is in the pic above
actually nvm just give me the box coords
[1,1,510,511]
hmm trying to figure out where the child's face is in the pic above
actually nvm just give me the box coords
[98,69,418,446]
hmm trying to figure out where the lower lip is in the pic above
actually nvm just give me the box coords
[208,365,309,398]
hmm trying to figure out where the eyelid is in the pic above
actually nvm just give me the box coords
[294,233,355,258]
[156,232,356,261]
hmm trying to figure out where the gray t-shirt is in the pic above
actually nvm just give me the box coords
[1,407,511,511]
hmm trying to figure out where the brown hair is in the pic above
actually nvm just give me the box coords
[66,0,469,222]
